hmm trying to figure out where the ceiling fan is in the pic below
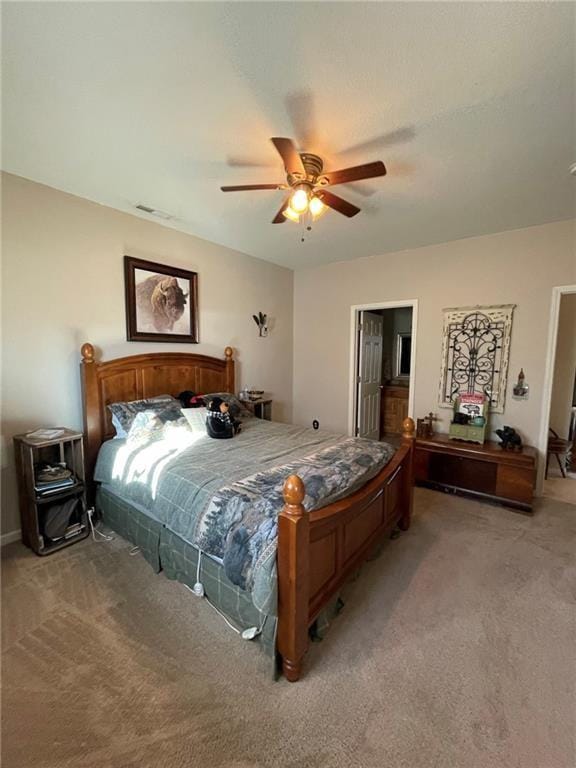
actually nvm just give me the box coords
[220,137,386,224]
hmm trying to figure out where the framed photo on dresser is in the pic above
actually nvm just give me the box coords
[124,256,199,343]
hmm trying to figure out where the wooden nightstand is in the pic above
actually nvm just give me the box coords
[13,429,89,555]
[242,398,272,421]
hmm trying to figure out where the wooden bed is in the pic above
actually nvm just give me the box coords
[81,343,415,682]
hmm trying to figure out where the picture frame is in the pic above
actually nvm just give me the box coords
[124,256,199,343]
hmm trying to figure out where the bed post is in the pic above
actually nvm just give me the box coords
[224,346,234,393]
[277,474,309,682]
[399,417,416,531]
[80,343,101,500]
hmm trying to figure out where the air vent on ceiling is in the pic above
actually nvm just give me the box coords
[135,204,174,220]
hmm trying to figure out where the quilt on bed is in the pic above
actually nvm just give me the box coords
[94,417,395,613]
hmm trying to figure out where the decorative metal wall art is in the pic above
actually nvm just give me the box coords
[438,305,515,413]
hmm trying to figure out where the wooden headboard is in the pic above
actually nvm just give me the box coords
[80,342,234,484]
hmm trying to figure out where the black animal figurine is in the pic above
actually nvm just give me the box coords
[206,397,241,439]
[495,426,523,451]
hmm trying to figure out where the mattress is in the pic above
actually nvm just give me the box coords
[94,417,394,613]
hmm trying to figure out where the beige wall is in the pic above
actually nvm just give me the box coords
[1,173,293,535]
[549,293,576,437]
[293,220,575,450]
[2,173,574,537]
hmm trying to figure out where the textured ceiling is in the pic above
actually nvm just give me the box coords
[3,2,575,269]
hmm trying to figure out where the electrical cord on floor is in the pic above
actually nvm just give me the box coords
[184,550,266,641]
[87,508,114,542]
[184,584,267,641]
[193,550,205,597]
[86,511,266,641]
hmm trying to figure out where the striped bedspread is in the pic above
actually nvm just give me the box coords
[94,417,394,613]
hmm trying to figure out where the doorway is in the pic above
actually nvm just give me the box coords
[539,285,576,503]
[349,300,418,441]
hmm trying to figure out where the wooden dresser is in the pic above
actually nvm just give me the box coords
[380,385,409,437]
[414,434,537,512]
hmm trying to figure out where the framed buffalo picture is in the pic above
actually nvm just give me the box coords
[124,256,199,343]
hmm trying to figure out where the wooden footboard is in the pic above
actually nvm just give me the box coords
[277,418,416,681]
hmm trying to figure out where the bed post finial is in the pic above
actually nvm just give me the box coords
[224,346,235,393]
[81,342,95,363]
[283,474,305,511]
[402,417,415,439]
[278,473,309,682]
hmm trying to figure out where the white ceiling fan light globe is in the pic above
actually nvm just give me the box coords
[290,187,309,213]
[282,205,300,222]
[309,196,325,218]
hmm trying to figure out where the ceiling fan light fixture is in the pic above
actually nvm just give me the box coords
[290,186,309,213]
[224,136,388,226]
[309,196,326,219]
[282,205,300,222]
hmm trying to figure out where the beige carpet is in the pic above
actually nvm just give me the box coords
[544,469,576,505]
[2,488,575,768]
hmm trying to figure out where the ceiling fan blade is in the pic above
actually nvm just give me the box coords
[221,184,282,192]
[322,161,387,187]
[339,126,416,157]
[316,190,361,218]
[226,155,274,168]
[285,90,318,150]
[271,137,305,177]
[341,181,375,198]
[272,198,290,224]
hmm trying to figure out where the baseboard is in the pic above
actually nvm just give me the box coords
[1,529,22,546]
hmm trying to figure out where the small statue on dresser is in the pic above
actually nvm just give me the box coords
[416,418,429,438]
[425,412,437,436]
[495,426,523,451]
[417,413,437,438]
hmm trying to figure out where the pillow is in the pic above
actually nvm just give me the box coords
[111,413,128,439]
[107,395,177,437]
[126,407,188,445]
[203,393,251,418]
[181,407,208,433]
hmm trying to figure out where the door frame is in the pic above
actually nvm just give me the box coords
[537,283,576,490]
[348,300,419,437]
